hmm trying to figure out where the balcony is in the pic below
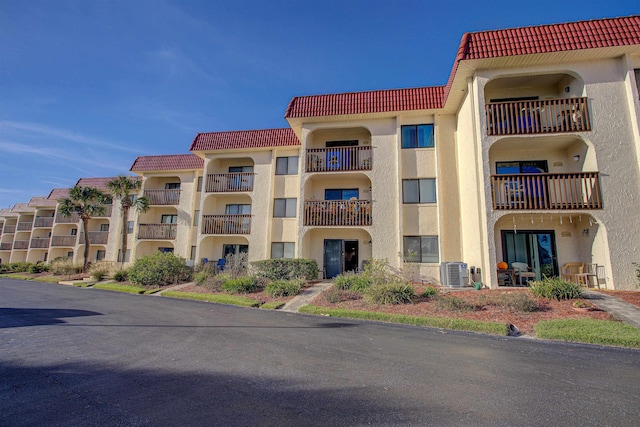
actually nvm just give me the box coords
[144,190,181,205]
[13,240,29,250]
[201,215,251,234]
[306,146,372,173]
[34,217,54,228]
[3,224,16,233]
[95,205,113,217]
[55,212,80,223]
[304,200,372,226]
[486,97,591,136]
[205,173,255,193]
[137,224,177,240]
[51,235,78,247]
[491,172,602,210]
[17,222,33,231]
[30,238,50,249]
[0,242,12,251]
[78,231,109,245]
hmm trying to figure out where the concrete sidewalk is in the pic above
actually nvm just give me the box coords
[584,291,640,329]
[280,280,333,312]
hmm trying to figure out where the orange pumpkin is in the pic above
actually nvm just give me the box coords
[497,261,508,270]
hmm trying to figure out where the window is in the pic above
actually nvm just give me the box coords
[271,242,295,259]
[274,198,297,218]
[118,250,130,262]
[161,214,177,224]
[70,228,77,236]
[96,250,106,261]
[193,210,200,226]
[229,166,253,173]
[67,251,74,258]
[127,221,134,234]
[190,246,197,261]
[159,247,174,253]
[223,244,248,257]
[326,140,358,147]
[403,236,439,263]
[129,194,138,204]
[402,179,436,203]
[197,176,203,192]
[401,124,434,148]
[100,223,109,232]
[325,188,358,201]
[496,160,548,174]
[165,183,180,189]
[276,156,299,175]
[225,204,251,215]
[633,69,639,100]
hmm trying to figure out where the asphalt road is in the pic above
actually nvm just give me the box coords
[1,278,639,426]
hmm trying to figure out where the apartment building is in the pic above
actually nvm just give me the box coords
[2,16,639,289]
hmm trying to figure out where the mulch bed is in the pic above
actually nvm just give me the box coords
[309,286,613,335]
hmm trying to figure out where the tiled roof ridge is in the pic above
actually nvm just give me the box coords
[189,127,299,151]
[130,153,204,172]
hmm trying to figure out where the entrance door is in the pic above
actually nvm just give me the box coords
[324,239,359,279]
[502,231,557,280]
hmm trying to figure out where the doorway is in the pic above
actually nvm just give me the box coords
[501,230,558,280]
[324,239,359,279]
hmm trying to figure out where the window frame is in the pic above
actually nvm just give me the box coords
[403,236,439,263]
[402,178,437,204]
[161,214,178,224]
[273,198,297,218]
[275,156,299,175]
[271,242,295,259]
[401,124,434,149]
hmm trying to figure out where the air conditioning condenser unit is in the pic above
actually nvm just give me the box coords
[440,262,469,288]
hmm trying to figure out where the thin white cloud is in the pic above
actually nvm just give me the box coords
[0,121,145,154]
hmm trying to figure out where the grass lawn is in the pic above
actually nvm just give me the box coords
[92,283,147,294]
[536,318,640,348]
[162,291,260,307]
[0,273,61,283]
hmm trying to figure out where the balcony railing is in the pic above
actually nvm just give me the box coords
[144,190,181,205]
[304,200,372,226]
[55,212,80,223]
[201,215,251,234]
[3,224,16,233]
[491,172,602,210]
[306,146,372,173]
[78,231,109,245]
[30,238,50,249]
[0,242,12,251]
[137,224,177,240]
[17,222,33,231]
[205,172,255,193]
[51,235,78,247]
[94,205,113,218]
[34,217,54,228]
[13,240,29,250]
[486,97,591,136]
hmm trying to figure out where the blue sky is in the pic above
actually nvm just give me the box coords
[0,0,637,208]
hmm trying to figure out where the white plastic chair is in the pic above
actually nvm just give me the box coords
[512,262,536,286]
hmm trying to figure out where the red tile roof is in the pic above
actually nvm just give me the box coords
[285,87,444,119]
[286,16,640,118]
[48,188,70,200]
[190,128,299,151]
[28,197,58,208]
[130,154,204,172]
[0,208,17,217]
[12,203,35,213]
[74,177,142,191]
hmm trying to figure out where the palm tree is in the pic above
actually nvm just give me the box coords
[58,185,107,272]
[108,176,149,267]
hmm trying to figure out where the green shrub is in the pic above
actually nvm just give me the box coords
[28,262,49,274]
[112,269,128,282]
[252,259,319,282]
[49,257,82,276]
[128,252,192,287]
[421,286,439,298]
[323,287,342,303]
[529,277,582,300]
[89,261,116,282]
[364,283,416,305]
[8,262,33,273]
[194,270,210,285]
[362,258,398,286]
[265,279,303,297]
[437,295,477,311]
[333,271,372,292]
[221,276,259,294]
